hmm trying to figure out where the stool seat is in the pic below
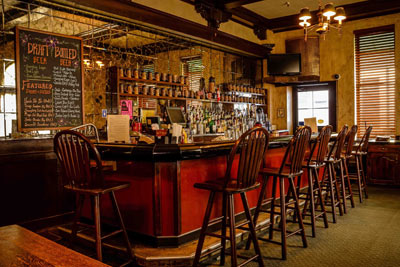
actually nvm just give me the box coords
[64,181,130,195]
[260,167,303,178]
[194,179,260,193]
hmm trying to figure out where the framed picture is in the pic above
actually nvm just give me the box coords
[277,108,285,118]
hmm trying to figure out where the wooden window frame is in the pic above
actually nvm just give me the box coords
[354,25,395,138]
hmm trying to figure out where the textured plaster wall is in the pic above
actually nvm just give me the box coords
[261,13,400,134]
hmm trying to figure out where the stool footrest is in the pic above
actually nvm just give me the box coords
[205,232,227,240]
[286,228,303,238]
[235,220,251,229]
[101,229,123,241]
[199,245,222,259]
[237,254,260,267]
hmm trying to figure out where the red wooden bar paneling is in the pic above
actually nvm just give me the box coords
[85,145,319,246]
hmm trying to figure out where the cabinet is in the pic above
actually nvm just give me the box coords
[367,143,400,185]
[106,66,267,114]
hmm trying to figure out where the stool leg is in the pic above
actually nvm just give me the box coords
[92,195,102,261]
[339,160,347,214]
[355,155,363,203]
[289,177,307,248]
[332,163,344,216]
[70,194,85,246]
[360,155,368,199]
[301,169,311,220]
[308,168,316,238]
[228,194,237,267]
[327,163,337,223]
[220,193,227,265]
[279,177,287,260]
[241,192,265,267]
[109,191,133,260]
[193,191,215,267]
[314,167,329,229]
[246,175,267,250]
[343,158,355,208]
[269,176,277,241]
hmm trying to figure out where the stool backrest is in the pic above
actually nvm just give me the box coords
[70,123,100,142]
[358,126,373,153]
[280,126,311,175]
[54,130,104,189]
[225,126,270,189]
[328,125,348,160]
[308,125,333,165]
[344,125,358,157]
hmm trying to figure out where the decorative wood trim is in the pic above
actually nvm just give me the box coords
[153,162,162,236]
[174,161,182,235]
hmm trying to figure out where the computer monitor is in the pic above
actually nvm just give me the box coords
[166,107,186,125]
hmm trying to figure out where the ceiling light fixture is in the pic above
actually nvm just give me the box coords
[299,1,346,40]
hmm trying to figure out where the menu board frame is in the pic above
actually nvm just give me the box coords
[15,26,84,131]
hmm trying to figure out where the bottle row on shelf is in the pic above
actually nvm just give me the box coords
[118,67,188,85]
[119,84,266,105]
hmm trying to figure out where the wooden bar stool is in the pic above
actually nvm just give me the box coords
[300,125,331,237]
[339,125,357,213]
[321,125,347,223]
[350,126,372,202]
[250,126,311,260]
[192,127,269,267]
[54,130,133,264]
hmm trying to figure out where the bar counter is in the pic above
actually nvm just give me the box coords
[95,137,291,247]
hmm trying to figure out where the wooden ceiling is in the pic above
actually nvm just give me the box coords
[184,0,400,38]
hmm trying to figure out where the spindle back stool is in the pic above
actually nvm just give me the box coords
[250,126,311,260]
[192,126,269,267]
[54,130,133,264]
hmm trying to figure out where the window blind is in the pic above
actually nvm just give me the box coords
[354,25,395,138]
[182,57,203,92]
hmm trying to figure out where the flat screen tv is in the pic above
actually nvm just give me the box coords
[267,53,301,76]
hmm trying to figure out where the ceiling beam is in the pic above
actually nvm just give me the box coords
[224,0,262,10]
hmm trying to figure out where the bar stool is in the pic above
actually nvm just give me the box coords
[250,126,311,260]
[300,125,332,238]
[339,125,357,213]
[321,125,347,223]
[350,126,372,202]
[54,130,133,264]
[192,127,269,267]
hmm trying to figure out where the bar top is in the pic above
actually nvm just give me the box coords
[95,136,292,162]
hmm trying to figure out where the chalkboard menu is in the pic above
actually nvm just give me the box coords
[15,27,84,131]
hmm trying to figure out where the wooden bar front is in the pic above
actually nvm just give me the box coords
[95,139,291,247]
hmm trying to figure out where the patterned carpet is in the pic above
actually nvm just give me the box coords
[202,186,400,267]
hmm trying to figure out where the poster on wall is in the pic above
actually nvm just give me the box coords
[120,99,133,119]
[15,26,84,131]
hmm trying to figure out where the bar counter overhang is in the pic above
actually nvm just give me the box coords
[95,137,291,247]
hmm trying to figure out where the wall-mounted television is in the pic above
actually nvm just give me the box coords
[267,53,301,76]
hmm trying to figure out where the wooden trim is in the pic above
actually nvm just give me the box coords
[153,162,162,236]
[48,0,270,58]
[353,24,395,35]
[174,161,182,235]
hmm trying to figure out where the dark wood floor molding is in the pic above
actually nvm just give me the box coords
[47,0,271,58]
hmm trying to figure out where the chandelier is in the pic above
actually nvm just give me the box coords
[299,1,346,40]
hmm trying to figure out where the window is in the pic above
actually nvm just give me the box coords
[293,82,337,131]
[355,25,395,138]
[1,62,17,138]
[181,56,203,92]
